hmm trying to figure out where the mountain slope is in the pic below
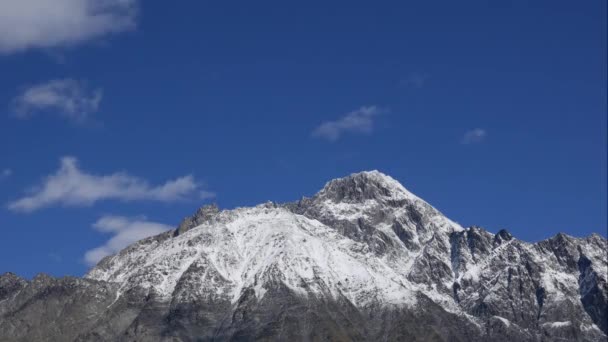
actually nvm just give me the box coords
[1,171,606,341]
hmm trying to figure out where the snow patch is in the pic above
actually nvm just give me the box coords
[543,321,572,328]
[493,316,511,327]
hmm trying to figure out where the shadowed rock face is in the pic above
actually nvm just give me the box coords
[0,274,484,342]
[175,204,221,237]
[0,273,148,342]
[1,171,606,341]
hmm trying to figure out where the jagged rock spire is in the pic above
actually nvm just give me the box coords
[174,203,220,236]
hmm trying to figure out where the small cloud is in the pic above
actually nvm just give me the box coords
[461,128,487,144]
[0,0,138,54]
[11,79,103,123]
[84,215,172,266]
[48,252,63,263]
[312,106,382,142]
[0,168,11,180]
[200,190,216,200]
[400,72,429,88]
[8,156,212,213]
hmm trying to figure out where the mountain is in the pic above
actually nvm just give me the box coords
[1,171,606,341]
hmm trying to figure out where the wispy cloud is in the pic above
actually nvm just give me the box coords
[400,72,429,88]
[84,215,172,266]
[0,168,11,180]
[461,128,487,144]
[199,190,217,200]
[8,156,213,213]
[48,252,63,263]
[0,0,138,54]
[312,106,382,142]
[12,79,103,123]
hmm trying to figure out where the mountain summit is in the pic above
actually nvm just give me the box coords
[1,171,606,341]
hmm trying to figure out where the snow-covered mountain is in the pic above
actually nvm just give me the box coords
[1,171,606,341]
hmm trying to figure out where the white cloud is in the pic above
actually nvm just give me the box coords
[8,156,214,212]
[461,128,487,144]
[12,79,103,123]
[0,0,137,54]
[312,106,382,142]
[84,215,172,266]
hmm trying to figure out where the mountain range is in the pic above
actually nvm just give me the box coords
[1,171,606,341]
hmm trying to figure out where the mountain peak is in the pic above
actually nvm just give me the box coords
[316,170,419,204]
[337,170,401,185]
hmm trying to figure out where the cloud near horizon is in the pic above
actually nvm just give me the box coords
[312,106,382,142]
[0,0,138,54]
[12,79,103,123]
[8,156,214,212]
[84,215,172,266]
[461,128,487,144]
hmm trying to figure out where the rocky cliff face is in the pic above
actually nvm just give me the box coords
[1,171,606,341]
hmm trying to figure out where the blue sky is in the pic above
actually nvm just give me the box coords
[0,0,606,278]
